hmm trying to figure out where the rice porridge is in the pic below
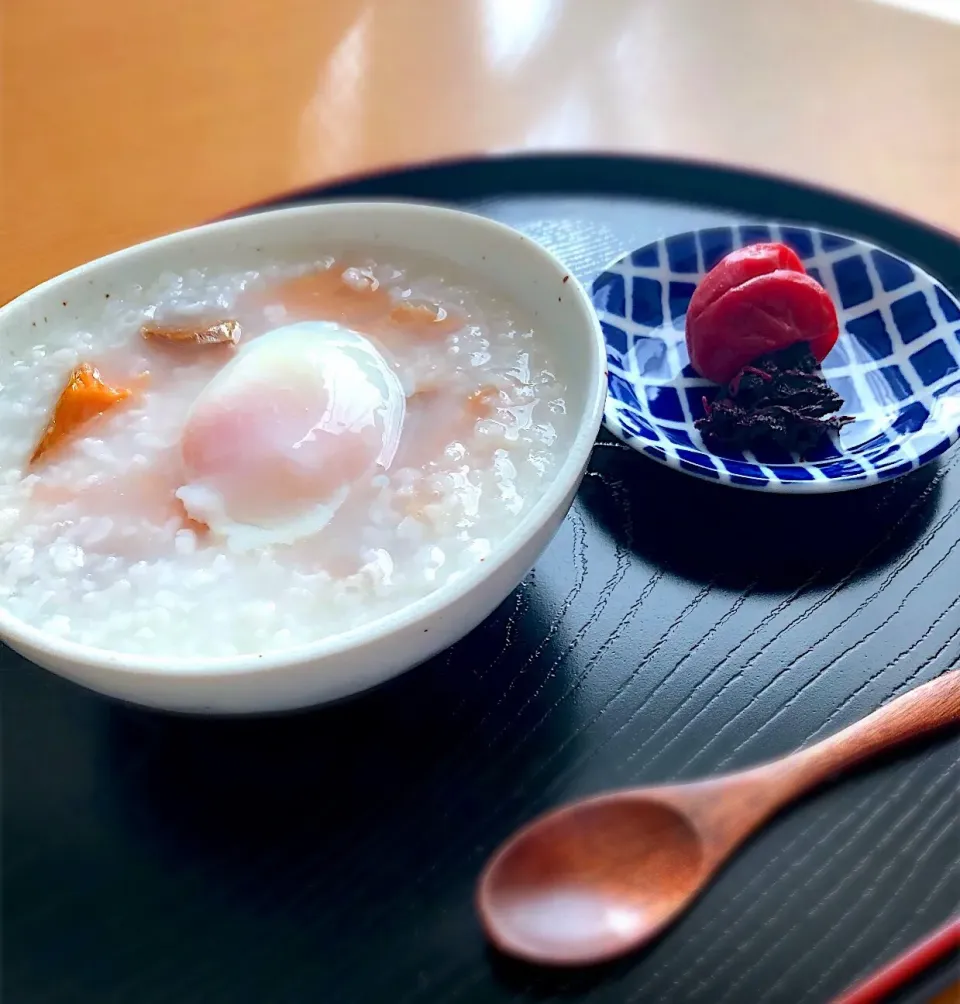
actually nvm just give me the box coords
[0,250,569,657]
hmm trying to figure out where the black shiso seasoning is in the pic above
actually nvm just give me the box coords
[695,341,854,455]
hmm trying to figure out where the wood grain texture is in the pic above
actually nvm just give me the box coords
[2,0,959,305]
[2,175,959,1004]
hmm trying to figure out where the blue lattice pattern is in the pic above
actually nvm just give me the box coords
[593,225,960,491]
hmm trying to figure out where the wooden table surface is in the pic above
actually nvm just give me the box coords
[2,0,959,307]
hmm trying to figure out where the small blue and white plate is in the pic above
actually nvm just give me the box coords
[592,224,960,492]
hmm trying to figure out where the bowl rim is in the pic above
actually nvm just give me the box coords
[594,222,960,494]
[0,201,607,677]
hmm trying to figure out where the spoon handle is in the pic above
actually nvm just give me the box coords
[683,670,960,861]
[773,668,959,797]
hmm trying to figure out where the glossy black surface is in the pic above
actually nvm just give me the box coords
[4,156,959,1004]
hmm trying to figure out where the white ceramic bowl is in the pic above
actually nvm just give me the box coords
[0,202,606,713]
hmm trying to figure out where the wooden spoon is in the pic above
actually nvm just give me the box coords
[477,669,960,967]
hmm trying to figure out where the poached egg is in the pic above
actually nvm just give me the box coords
[176,322,404,551]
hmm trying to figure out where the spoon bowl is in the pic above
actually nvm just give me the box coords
[479,795,706,965]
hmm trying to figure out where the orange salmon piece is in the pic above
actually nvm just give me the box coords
[141,319,241,346]
[30,364,133,466]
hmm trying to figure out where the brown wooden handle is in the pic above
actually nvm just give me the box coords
[614,670,959,877]
[676,670,960,863]
[629,670,959,876]
[775,669,960,798]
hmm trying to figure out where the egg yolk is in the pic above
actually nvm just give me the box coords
[177,322,404,549]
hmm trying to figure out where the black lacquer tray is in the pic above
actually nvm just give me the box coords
[3,155,958,1004]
